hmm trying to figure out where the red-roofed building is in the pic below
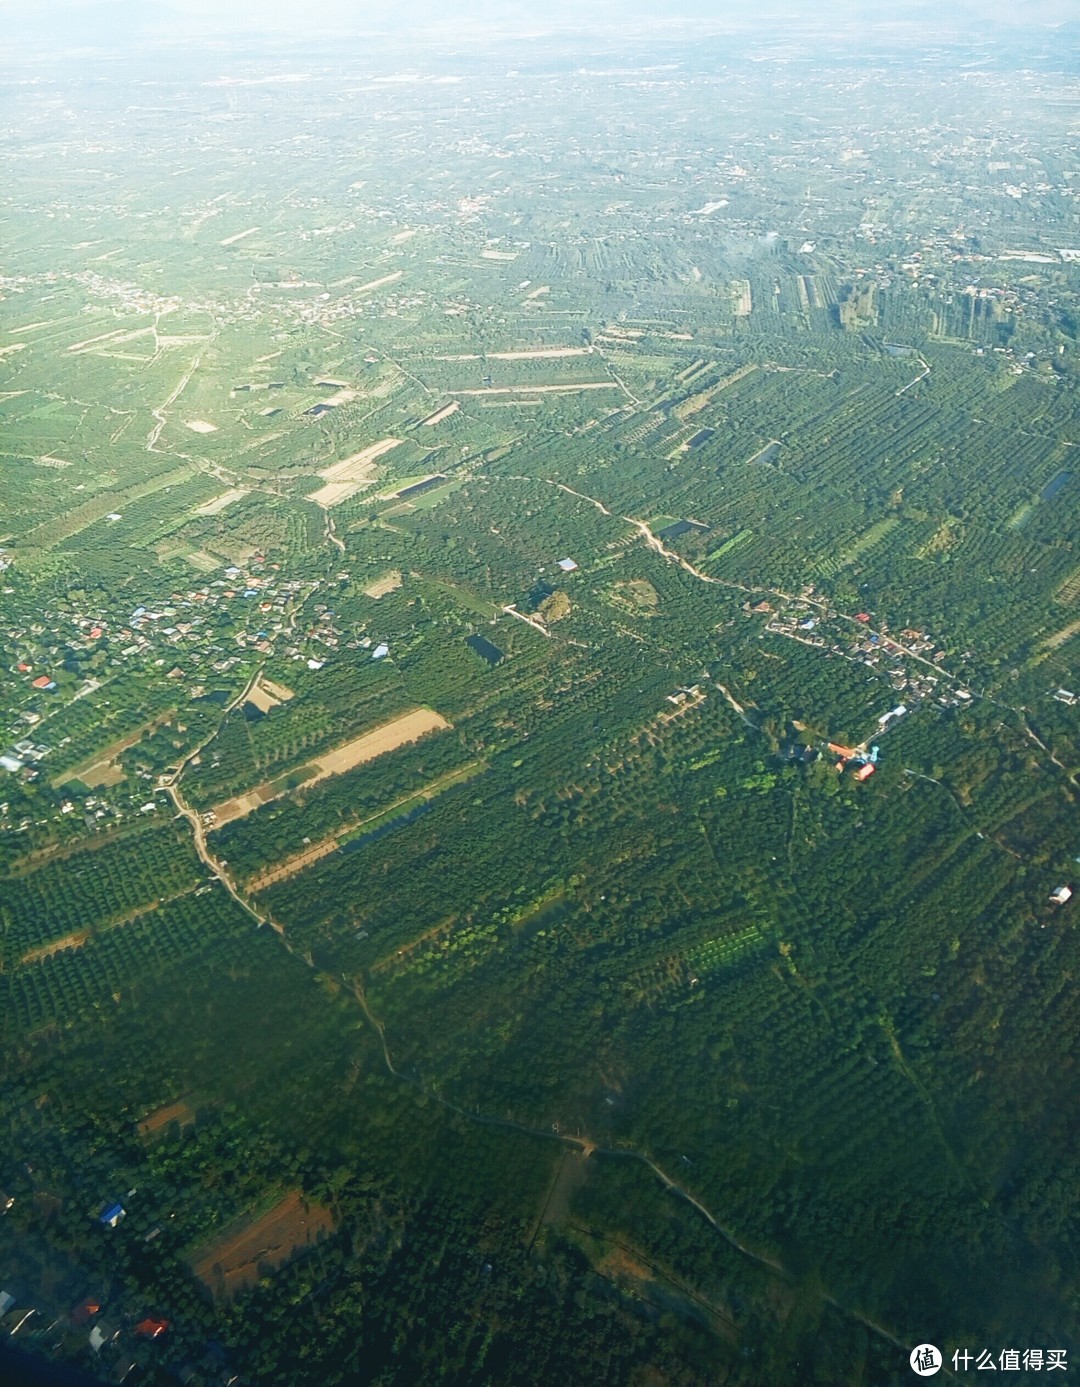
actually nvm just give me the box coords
[135,1317,169,1338]
[70,1297,102,1327]
[31,675,51,689]
[855,612,871,623]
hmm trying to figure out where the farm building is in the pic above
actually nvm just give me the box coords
[557,557,578,572]
[1049,885,1073,906]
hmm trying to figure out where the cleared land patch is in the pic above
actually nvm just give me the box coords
[354,270,404,294]
[608,578,660,614]
[182,549,221,573]
[210,708,450,826]
[138,1099,196,1140]
[185,420,218,434]
[419,401,460,426]
[20,929,92,965]
[487,347,594,360]
[1039,618,1080,651]
[307,438,404,507]
[187,1190,334,1300]
[56,711,176,788]
[453,383,619,397]
[219,227,260,246]
[363,569,403,599]
[194,487,248,516]
[261,678,295,702]
[247,760,483,892]
[246,675,294,715]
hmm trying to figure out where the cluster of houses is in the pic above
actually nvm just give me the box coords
[1,560,344,773]
[759,598,971,710]
[0,1197,238,1384]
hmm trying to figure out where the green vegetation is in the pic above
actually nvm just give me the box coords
[1,20,1079,1387]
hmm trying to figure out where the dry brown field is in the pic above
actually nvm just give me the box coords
[188,1191,334,1299]
[210,708,449,826]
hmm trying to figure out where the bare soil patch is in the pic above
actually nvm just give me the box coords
[312,708,449,778]
[1040,618,1080,651]
[57,712,175,789]
[363,569,403,599]
[419,401,459,426]
[246,675,293,714]
[195,487,248,516]
[455,382,618,396]
[354,270,404,293]
[20,929,92,964]
[248,759,480,892]
[260,678,294,702]
[308,438,404,507]
[308,480,370,508]
[188,1191,334,1300]
[210,708,449,827]
[219,226,260,246]
[185,420,218,434]
[487,347,592,360]
[318,438,404,483]
[79,761,126,788]
[248,836,340,891]
[211,790,264,826]
[609,578,660,615]
[183,549,221,573]
[138,1099,195,1139]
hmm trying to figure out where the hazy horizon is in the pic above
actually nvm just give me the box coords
[2,0,1078,45]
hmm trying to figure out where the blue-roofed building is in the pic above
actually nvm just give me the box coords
[99,1203,125,1228]
[372,644,389,660]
